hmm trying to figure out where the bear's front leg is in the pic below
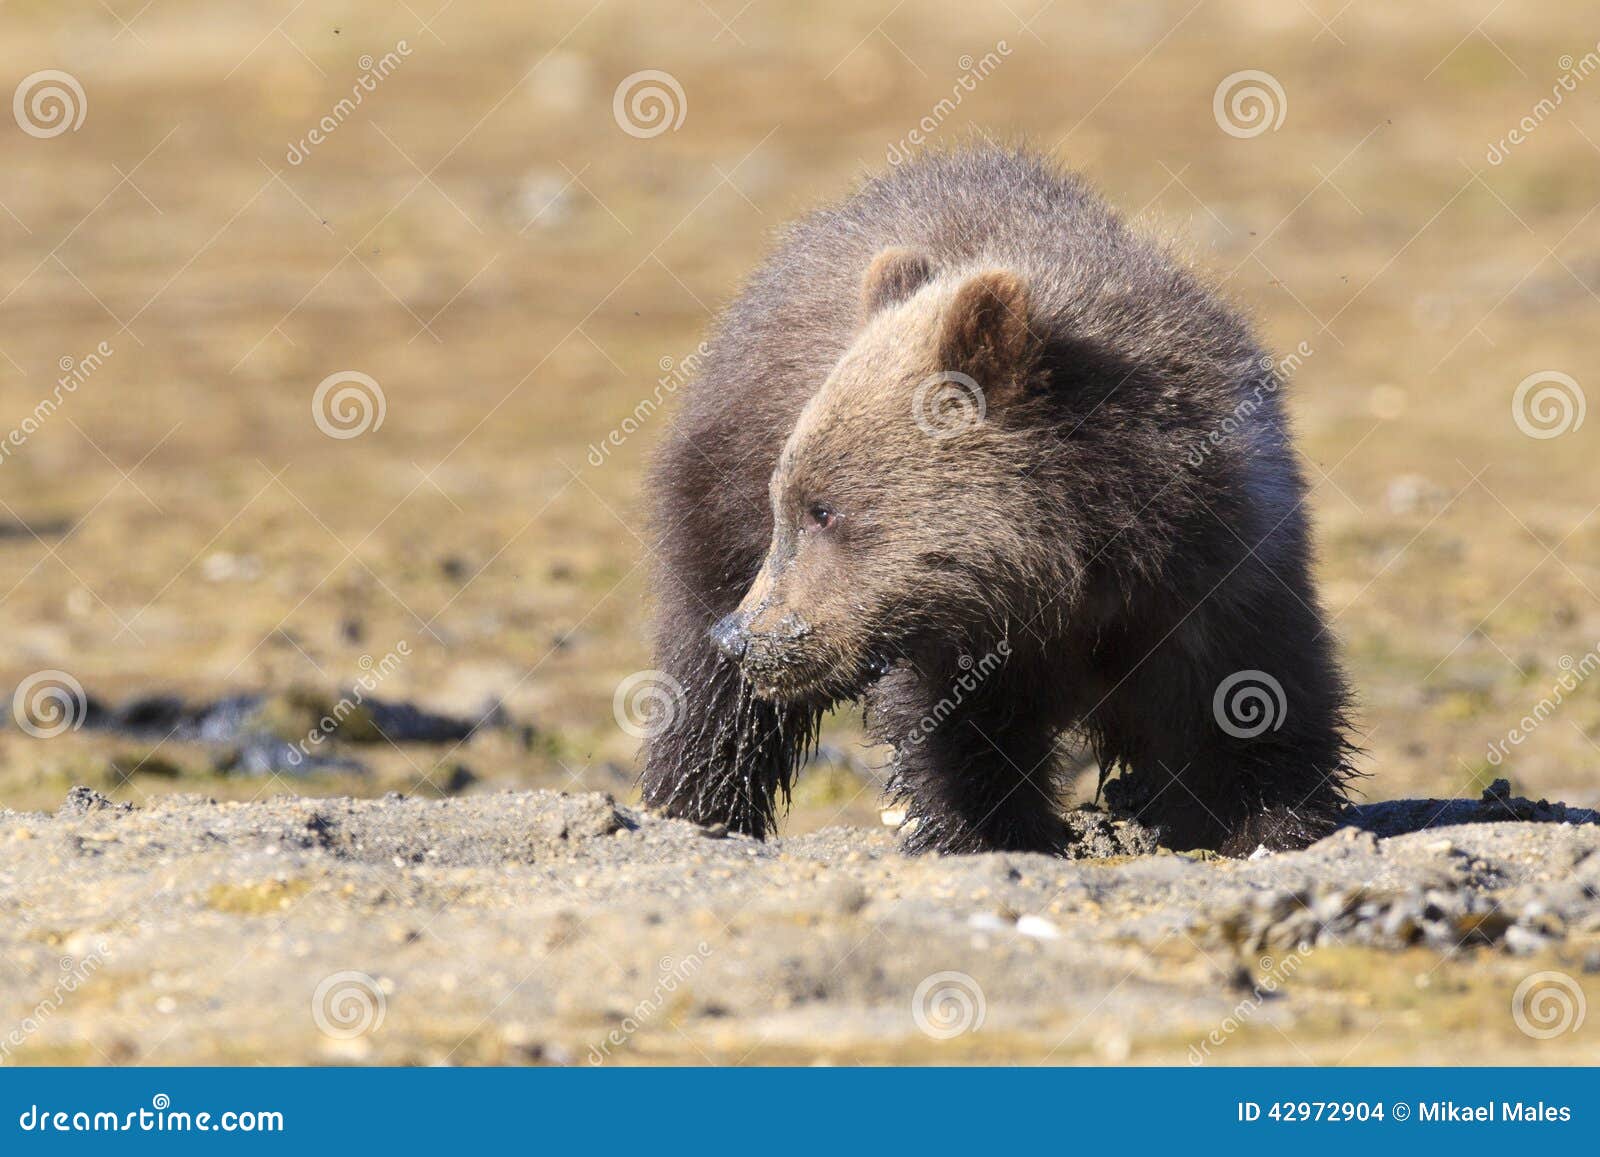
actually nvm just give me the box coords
[1093,592,1355,855]
[870,667,1067,855]
[639,590,820,839]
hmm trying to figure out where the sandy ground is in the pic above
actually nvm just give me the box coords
[1,785,1596,1066]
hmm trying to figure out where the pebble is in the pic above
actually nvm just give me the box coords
[967,911,1013,933]
[1016,915,1062,940]
[1502,924,1549,955]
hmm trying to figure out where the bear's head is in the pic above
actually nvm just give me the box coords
[711,247,1067,704]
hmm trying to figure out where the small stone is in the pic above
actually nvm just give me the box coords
[1016,914,1061,940]
[59,786,134,817]
[1502,924,1549,956]
[967,911,1013,933]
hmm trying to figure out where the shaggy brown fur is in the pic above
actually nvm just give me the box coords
[640,146,1356,857]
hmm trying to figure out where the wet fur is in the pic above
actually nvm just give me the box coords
[640,146,1356,856]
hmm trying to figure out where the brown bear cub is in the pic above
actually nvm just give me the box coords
[641,146,1355,857]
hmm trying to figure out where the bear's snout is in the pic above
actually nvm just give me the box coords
[709,608,812,662]
[711,602,828,701]
[709,610,752,661]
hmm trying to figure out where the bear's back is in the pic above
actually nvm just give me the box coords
[688,147,1255,426]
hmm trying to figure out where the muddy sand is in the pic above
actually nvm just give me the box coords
[1,783,1597,1065]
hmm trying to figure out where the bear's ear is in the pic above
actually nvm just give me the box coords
[861,247,932,314]
[937,270,1037,394]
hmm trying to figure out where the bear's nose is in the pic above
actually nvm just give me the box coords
[709,611,752,661]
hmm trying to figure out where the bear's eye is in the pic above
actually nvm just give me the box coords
[803,504,837,532]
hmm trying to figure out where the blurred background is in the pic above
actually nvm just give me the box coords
[1,0,1596,825]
